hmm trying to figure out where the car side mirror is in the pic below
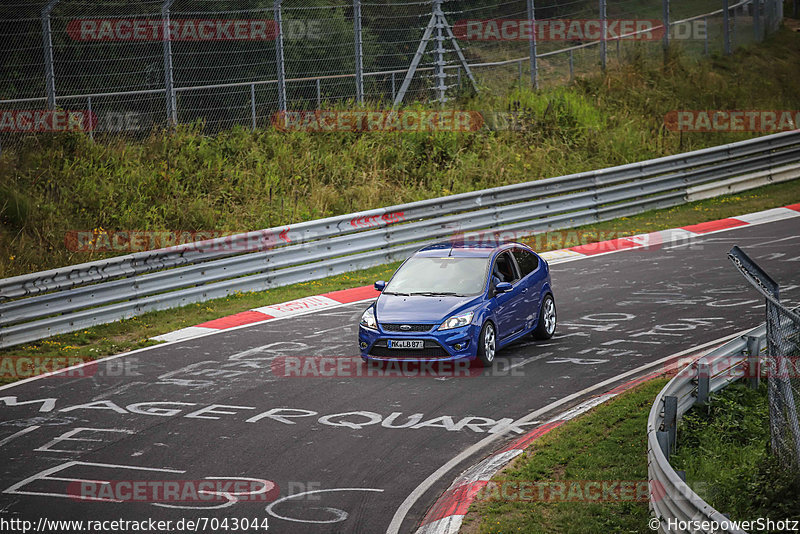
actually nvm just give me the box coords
[495,282,512,294]
[374,280,387,292]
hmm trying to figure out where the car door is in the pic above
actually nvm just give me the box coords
[492,251,526,340]
[511,247,543,331]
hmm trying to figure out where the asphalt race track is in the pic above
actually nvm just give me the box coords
[1,218,798,533]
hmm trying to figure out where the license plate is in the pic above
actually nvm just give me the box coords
[387,340,424,349]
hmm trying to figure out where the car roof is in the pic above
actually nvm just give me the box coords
[414,241,527,258]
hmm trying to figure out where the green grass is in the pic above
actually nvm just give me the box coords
[2,27,800,278]
[671,383,800,525]
[462,378,669,534]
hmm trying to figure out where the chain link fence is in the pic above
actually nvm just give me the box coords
[765,300,800,476]
[0,0,788,135]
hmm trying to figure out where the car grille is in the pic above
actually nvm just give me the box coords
[368,340,450,359]
[380,323,434,332]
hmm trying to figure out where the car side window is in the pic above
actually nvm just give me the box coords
[492,251,520,284]
[512,248,539,278]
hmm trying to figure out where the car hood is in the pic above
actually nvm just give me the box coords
[375,294,481,324]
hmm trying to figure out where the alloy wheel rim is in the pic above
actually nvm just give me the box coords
[544,298,556,334]
[484,324,495,362]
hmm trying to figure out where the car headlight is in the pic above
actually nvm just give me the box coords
[360,307,377,330]
[438,311,474,330]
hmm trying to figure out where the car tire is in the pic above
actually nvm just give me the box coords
[533,294,556,340]
[476,321,497,367]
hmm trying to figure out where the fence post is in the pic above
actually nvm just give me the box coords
[316,78,321,108]
[42,0,59,111]
[433,0,446,104]
[754,0,761,42]
[353,0,364,105]
[569,49,574,81]
[746,335,761,390]
[723,0,731,55]
[731,4,736,47]
[87,96,94,139]
[527,0,538,89]
[162,0,177,125]
[704,16,709,55]
[599,0,607,70]
[662,0,670,53]
[250,83,256,131]
[391,72,396,102]
[274,0,287,112]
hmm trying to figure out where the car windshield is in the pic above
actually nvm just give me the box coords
[384,256,490,296]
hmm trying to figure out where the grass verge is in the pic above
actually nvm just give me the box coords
[671,382,800,525]
[1,178,798,385]
[461,378,669,534]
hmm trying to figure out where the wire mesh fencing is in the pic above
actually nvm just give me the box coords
[765,301,800,478]
[0,0,787,136]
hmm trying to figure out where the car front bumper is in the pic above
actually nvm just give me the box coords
[358,322,480,363]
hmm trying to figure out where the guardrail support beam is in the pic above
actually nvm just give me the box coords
[663,395,678,452]
[696,362,710,404]
[656,431,671,460]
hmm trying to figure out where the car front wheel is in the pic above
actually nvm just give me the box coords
[476,321,496,367]
[533,294,556,340]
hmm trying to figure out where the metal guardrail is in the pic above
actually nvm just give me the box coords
[1,130,800,348]
[648,325,768,533]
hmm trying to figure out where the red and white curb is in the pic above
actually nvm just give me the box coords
[152,203,800,344]
[412,370,668,534]
[152,286,379,342]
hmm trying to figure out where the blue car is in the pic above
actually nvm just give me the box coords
[358,241,556,366]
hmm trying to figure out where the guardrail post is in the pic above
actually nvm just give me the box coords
[656,430,671,460]
[723,0,731,55]
[162,0,177,126]
[746,335,762,389]
[696,361,710,404]
[353,0,364,104]
[42,0,59,110]
[664,395,678,452]
[662,0,670,52]
[274,0,287,112]
[599,0,607,70]
[527,0,538,89]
